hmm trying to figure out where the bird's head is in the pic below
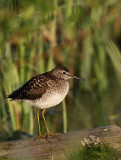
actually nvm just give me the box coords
[51,66,85,81]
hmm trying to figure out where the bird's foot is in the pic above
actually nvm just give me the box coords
[34,135,51,143]
[44,132,61,141]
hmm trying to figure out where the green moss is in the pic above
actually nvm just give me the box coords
[68,144,120,160]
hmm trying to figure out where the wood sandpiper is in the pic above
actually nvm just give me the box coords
[7,66,84,142]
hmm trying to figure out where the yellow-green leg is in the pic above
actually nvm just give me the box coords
[34,108,50,142]
[37,108,41,136]
[42,108,61,141]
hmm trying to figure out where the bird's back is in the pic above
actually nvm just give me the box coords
[7,72,51,101]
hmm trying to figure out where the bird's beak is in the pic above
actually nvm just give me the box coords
[68,74,85,81]
[73,76,85,81]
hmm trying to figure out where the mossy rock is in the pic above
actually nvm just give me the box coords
[68,144,120,160]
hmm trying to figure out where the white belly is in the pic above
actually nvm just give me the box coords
[24,83,69,109]
[35,92,67,109]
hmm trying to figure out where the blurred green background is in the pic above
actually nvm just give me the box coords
[0,0,121,142]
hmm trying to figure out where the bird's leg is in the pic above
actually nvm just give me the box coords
[34,108,50,142]
[42,108,61,141]
[42,108,49,134]
[37,108,41,136]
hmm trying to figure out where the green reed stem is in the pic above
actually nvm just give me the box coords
[62,100,67,133]
[4,43,17,131]
[0,89,9,132]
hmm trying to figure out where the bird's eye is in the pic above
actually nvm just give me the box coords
[63,72,66,74]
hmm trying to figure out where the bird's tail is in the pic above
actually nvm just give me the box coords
[6,88,21,101]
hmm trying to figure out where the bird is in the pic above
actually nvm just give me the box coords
[7,66,84,142]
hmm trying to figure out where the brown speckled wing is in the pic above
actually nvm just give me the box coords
[7,74,48,100]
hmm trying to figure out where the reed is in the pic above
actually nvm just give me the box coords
[0,0,121,141]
